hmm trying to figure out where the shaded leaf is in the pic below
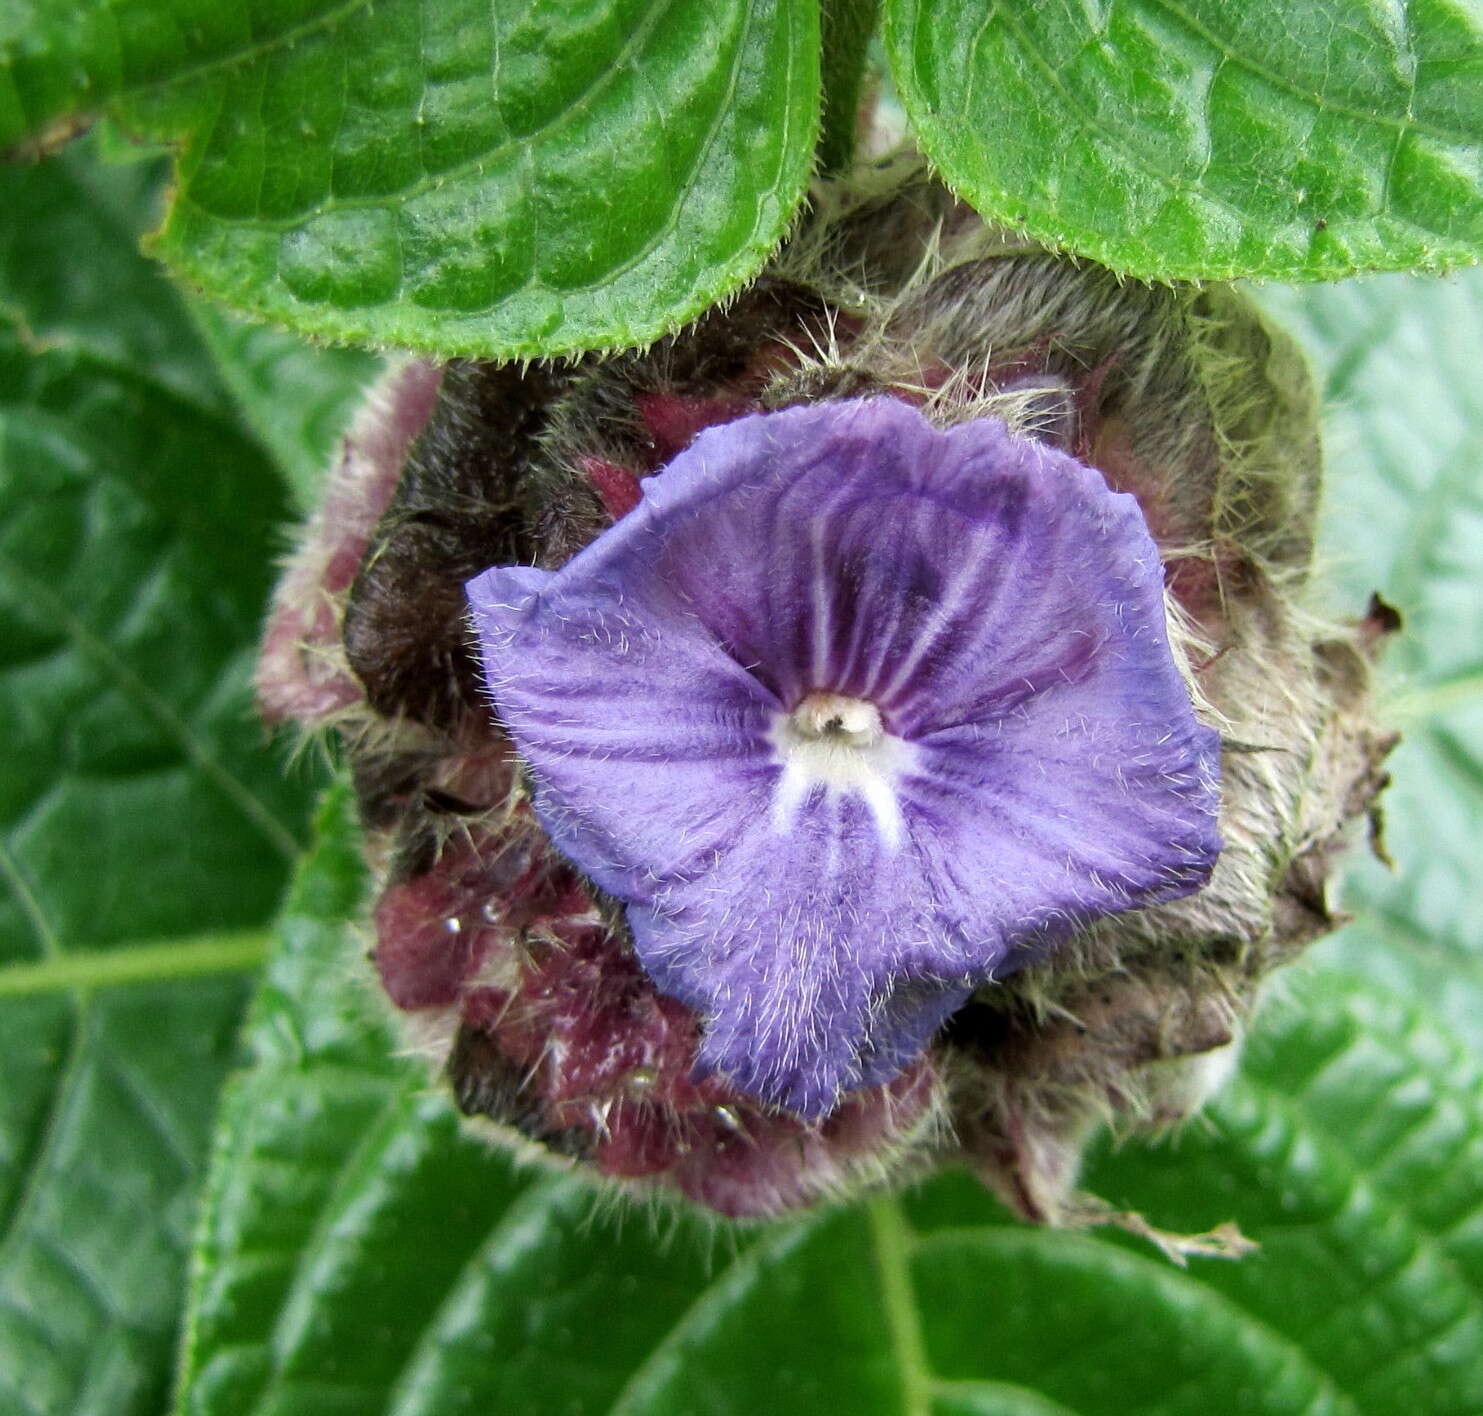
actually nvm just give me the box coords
[1261,269,1483,974]
[0,141,330,1416]
[885,0,1483,281]
[0,137,223,409]
[184,304,379,512]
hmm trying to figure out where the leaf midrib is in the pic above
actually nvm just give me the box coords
[866,1195,933,1416]
[0,929,271,996]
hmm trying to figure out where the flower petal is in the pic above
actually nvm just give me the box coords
[466,565,781,904]
[467,398,1221,1117]
[628,791,973,1117]
[895,718,1221,977]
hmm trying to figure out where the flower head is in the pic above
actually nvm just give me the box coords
[467,397,1221,1118]
[259,163,1393,1224]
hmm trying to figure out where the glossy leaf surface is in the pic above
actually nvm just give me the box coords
[1,0,820,360]
[886,0,1483,280]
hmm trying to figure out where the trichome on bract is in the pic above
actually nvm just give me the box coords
[258,154,1395,1230]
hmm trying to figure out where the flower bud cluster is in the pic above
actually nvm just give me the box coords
[258,156,1394,1223]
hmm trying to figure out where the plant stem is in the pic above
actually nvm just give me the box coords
[817,0,883,175]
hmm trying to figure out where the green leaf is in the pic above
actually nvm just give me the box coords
[174,273,1483,1411]
[177,794,1483,1415]
[1077,967,1483,1415]
[0,134,224,409]
[0,140,331,1416]
[3,0,821,361]
[0,976,260,1416]
[885,0,1483,281]
[183,304,380,513]
[0,1,347,155]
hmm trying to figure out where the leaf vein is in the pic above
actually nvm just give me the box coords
[602,1216,822,1416]
[0,551,300,862]
[0,1000,86,1287]
[1141,0,1472,143]
[866,1195,934,1416]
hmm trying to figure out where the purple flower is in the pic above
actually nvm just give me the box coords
[466,398,1221,1118]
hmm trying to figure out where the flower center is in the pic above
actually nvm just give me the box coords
[771,693,911,850]
[789,692,884,749]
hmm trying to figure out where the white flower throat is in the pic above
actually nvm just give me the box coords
[769,691,915,849]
